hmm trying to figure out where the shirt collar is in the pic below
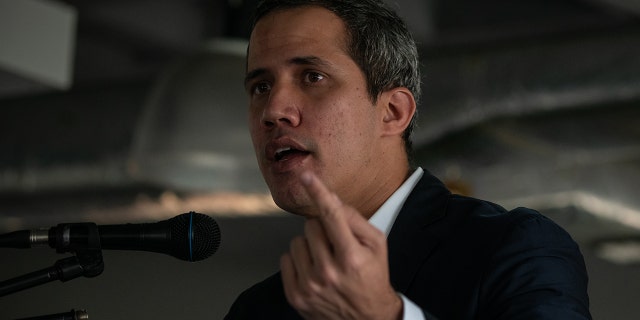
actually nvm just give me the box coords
[369,167,424,236]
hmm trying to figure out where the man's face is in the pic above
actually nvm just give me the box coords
[246,6,385,216]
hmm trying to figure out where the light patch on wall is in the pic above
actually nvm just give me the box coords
[82,191,282,225]
[594,239,640,265]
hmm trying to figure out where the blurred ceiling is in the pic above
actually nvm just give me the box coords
[2,0,639,98]
[1,0,640,261]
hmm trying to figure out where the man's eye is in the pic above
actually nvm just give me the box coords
[305,72,324,83]
[253,82,271,95]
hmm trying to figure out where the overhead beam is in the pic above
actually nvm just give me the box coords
[415,27,640,145]
[0,0,76,97]
[588,0,640,17]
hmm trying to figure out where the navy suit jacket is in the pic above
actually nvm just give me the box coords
[225,171,591,319]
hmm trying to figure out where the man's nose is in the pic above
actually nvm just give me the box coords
[260,85,302,128]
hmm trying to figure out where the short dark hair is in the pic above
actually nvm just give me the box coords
[250,0,421,158]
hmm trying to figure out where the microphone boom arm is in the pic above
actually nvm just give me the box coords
[0,223,104,297]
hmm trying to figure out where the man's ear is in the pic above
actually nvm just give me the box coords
[380,87,416,137]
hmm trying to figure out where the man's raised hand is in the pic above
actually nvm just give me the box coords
[280,171,402,320]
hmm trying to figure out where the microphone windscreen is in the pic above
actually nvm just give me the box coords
[169,212,221,261]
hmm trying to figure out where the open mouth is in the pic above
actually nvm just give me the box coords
[274,147,310,161]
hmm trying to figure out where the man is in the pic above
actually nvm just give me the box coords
[226,0,591,319]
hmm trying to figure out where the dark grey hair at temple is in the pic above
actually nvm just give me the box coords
[249,0,422,159]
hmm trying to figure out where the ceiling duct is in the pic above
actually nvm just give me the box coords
[128,39,266,193]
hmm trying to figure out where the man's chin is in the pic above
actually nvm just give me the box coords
[272,195,315,217]
[266,173,322,216]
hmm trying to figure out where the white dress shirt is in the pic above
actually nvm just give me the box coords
[368,167,425,320]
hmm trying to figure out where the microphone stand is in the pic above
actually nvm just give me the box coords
[0,223,104,297]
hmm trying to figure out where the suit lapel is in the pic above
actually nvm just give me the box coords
[387,171,450,292]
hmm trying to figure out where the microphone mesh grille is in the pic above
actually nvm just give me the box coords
[169,212,221,261]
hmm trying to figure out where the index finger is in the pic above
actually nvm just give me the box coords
[300,171,357,253]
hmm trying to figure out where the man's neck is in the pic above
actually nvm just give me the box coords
[357,164,412,220]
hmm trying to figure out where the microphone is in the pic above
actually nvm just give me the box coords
[0,212,221,262]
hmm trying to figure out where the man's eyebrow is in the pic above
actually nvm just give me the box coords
[244,56,333,87]
[289,56,332,68]
[244,68,266,88]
